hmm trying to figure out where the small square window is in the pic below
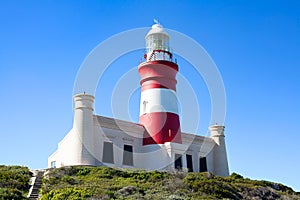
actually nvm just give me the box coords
[51,161,56,168]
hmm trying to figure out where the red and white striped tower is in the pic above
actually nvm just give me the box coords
[139,22,182,145]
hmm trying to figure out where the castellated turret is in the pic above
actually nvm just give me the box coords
[72,93,96,165]
[210,125,229,176]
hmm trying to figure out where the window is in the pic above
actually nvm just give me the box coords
[174,154,182,170]
[200,157,207,172]
[123,145,133,166]
[102,142,114,164]
[186,154,193,172]
[143,101,148,114]
[51,161,56,168]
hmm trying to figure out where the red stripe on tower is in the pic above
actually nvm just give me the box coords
[138,22,182,145]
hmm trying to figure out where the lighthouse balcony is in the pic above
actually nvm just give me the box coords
[145,49,173,62]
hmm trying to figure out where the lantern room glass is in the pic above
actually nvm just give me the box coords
[146,34,170,54]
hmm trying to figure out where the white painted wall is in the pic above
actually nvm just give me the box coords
[140,88,178,116]
[48,129,83,168]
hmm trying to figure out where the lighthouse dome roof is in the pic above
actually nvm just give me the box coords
[146,22,169,38]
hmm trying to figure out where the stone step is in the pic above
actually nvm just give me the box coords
[28,170,45,200]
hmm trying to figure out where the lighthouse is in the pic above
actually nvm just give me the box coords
[139,22,182,145]
[48,22,229,176]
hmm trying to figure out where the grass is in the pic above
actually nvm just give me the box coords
[40,166,300,200]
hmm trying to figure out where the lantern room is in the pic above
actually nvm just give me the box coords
[145,23,172,62]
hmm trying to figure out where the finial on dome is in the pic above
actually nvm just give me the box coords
[154,19,160,25]
[146,19,168,38]
[152,19,163,29]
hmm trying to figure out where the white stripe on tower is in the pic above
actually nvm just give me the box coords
[140,88,178,116]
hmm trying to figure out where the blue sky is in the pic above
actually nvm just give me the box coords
[1,0,299,191]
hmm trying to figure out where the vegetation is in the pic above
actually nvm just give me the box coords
[0,165,32,199]
[40,166,300,200]
[0,165,299,199]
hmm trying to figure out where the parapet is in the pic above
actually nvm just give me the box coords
[209,125,225,137]
[73,93,95,111]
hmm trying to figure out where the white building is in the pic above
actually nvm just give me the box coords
[48,23,229,176]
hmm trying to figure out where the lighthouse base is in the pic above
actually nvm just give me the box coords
[139,112,182,145]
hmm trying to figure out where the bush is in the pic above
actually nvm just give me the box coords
[0,188,25,199]
[61,176,78,185]
[76,167,90,176]
[132,170,167,181]
[183,173,242,199]
[0,165,31,199]
[41,187,92,200]
[229,172,244,180]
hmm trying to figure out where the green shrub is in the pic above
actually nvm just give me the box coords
[229,172,244,180]
[76,167,90,176]
[40,187,92,200]
[0,188,25,200]
[183,173,241,199]
[61,176,78,185]
[0,165,31,199]
[132,170,167,181]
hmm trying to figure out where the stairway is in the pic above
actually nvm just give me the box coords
[28,170,44,200]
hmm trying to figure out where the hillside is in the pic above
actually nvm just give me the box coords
[40,166,300,200]
[0,165,299,199]
[0,165,32,199]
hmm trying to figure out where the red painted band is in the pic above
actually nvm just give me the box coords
[139,60,178,71]
[141,83,168,91]
[140,112,182,145]
[139,62,178,91]
[138,65,178,82]
[141,81,176,91]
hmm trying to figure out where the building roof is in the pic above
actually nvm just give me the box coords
[93,115,214,143]
[94,115,145,134]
